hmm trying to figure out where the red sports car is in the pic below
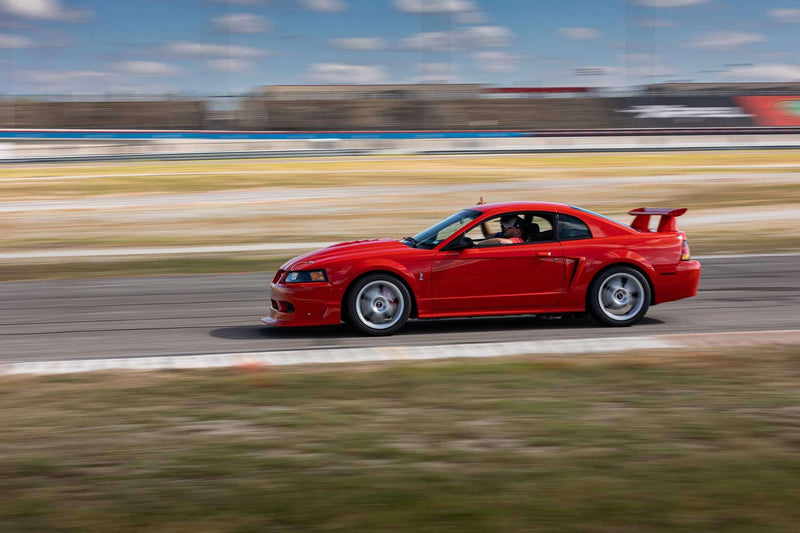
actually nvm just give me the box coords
[262,202,701,335]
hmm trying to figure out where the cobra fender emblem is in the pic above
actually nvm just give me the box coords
[419,273,424,281]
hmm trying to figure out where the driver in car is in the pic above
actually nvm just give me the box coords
[477,215,524,246]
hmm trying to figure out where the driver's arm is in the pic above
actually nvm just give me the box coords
[476,237,514,246]
[480,220,492,239]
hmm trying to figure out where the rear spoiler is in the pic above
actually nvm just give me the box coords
[628,207,687,232]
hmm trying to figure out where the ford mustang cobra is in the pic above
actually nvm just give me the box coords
[262,202,701,335]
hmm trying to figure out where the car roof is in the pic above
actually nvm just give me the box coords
[472,202,636,236]
[472,202,571,215]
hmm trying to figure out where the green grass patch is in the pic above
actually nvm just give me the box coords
[1,346,800,531]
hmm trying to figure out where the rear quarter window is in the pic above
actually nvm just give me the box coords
[559,214,592,241]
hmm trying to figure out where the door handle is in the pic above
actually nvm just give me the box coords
[535,251,552,257]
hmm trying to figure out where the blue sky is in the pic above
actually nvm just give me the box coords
[1,0,799,95]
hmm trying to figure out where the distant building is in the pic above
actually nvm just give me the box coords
[644,82,800,95]
[484,87,591,98]
[257,84,484,100]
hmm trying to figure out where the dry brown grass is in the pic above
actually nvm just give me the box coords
[0,345,799,531]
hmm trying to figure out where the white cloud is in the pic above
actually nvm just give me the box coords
[630,64,677,77]
[638,18,673,27]
[18,70,107,84]
[114,61,181,77]
[559,27,602,40]
[767,8,800,23]
[414,62,459,83]
[165,41,269,58]
[332,37,387,50]
[419,63,451,75]
[462,26,513,47]
[726,63,800,81]
[634,0,707,7]
[621,53,677,77]
[401,25,511,51]
[402,31,460,52]
[394,0,476,14]
[213,13,269,33]
[759,51,789,59]
[15,69,113,92]
[12,69,182,93]
[574,66,624,77]
[0,0,89,21]
[473,51,520,73]
[206,58,253,73]
[624,53,654,64]
[308,63,388,83]
[687,31,765,51]
[0,33,33,48]
[454,11,487,24]
[573,65,626,86]
[300,0,347,13]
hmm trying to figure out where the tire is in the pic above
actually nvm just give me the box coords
[588,266,651,327]
[347,274,411,336]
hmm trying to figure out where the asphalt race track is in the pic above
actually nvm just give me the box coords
[1,255,798,363]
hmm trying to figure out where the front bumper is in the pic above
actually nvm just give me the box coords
[261,281,342,327]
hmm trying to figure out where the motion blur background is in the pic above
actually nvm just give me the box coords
[2,1,800,531]
[2,0,800,134]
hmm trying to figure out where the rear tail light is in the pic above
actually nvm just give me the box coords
[681,240,691,261]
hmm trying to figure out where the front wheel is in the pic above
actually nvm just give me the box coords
[347,274,411,336]
[588,266,650,327]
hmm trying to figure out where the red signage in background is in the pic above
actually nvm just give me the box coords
[735,96,800,126]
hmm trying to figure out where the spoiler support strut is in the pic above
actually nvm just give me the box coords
[628,207,687,232]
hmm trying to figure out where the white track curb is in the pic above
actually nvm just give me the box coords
[2,336,682,375]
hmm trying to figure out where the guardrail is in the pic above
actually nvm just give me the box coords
[2,127,800,163]
[3,127,800,140]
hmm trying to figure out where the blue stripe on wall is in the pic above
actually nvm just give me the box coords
[0,130,530,140]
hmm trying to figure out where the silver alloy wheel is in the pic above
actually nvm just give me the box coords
[355,280,405,330]
[597,272,645,322]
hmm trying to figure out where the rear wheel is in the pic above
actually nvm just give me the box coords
[347,274,411,336]
[588,266,650,327]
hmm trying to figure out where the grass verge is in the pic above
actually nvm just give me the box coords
[1,346,799,532]
[0,256,289,282]
[3,150,800,199]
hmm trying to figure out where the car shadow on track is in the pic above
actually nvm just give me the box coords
[209,315,665,341]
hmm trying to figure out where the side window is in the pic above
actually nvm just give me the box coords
[525,214,555,243]
[463,213,526,245]
[558,214,592,241]
[464,216,503,242]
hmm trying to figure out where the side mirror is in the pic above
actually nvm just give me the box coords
[445,235,474,251]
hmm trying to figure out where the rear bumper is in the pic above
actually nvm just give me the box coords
[261,282,342,327]
[655,260,701,304]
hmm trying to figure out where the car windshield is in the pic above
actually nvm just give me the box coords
[407,209,481,249]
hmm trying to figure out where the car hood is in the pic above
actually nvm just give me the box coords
[281,238,411,270]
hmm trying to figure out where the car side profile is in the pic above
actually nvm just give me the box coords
[262,202,701,335]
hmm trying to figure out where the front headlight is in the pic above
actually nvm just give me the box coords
[285,269,328,283]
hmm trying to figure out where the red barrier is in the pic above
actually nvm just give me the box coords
[736,96,800,127]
